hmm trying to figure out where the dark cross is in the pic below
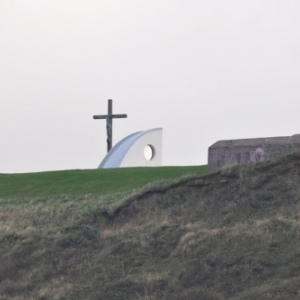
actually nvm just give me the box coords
[93,99,127,152]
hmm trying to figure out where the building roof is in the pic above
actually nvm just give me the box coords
[210,134,300,148]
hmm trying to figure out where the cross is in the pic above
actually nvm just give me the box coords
[93,99,127,152]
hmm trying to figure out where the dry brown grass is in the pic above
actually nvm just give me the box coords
[1,153,300,299]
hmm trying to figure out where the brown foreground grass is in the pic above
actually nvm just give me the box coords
[1,153,300,299]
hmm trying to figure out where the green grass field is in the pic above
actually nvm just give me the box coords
[0,165,207,202]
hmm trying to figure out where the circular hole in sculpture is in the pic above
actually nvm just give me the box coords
[144,145,155,161]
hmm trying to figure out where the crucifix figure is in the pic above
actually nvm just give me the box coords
[93,99,127,152]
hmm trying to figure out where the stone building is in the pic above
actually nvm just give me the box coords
[208,134,300,172]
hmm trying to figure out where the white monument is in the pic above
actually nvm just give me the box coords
[99,128,163,168]
[93,100,162,168]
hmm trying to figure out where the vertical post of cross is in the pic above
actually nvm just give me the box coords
[107,99,113,152]
[93,99,127,153]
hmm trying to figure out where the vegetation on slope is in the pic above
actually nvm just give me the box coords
[1,155,300,299]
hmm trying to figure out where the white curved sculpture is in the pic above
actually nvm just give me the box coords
[99,128,163,168]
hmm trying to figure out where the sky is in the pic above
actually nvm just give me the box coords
[1,0,300,173]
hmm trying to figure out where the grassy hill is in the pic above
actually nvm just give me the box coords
[1,156,300,299]
[0,166,206,209]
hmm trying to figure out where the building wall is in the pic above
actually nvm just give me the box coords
[208,136,300,172]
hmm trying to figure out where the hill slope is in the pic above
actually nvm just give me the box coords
[1,155,300,299]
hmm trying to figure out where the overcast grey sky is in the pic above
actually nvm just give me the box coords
[1,0,300,173]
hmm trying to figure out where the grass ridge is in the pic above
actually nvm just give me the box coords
[1,153,300,299]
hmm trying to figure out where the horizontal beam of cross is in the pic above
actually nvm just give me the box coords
[93,114,127,119]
